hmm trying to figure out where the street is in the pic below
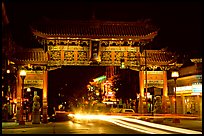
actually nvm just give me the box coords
[2,115,202,134]
[2,120,142,134]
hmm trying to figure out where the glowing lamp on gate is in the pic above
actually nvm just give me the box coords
[20,70,26,78]
[171,71,179,78]
[27,88,31,92]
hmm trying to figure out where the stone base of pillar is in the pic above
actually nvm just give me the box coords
[42,114,48,123]
[19,120,25,125]
[42,106,48,123]
[32,111,40,124]
[138,97,148,114]
[162,96,171,114]
[16,107,20,122]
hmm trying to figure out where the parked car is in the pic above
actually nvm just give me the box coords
[119,109,135,113]
[48,111,69,122]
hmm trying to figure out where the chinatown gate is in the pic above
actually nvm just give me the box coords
[12,19,179,123]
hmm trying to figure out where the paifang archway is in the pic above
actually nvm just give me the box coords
[12,19,178,123]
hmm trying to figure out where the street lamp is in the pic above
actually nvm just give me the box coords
[171,71,179,114]
[6,69,10,74]
[19,70,26,125]
[171,70,180,123]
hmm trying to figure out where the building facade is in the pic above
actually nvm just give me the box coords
[2,1,19,120]
[167,58,202,117]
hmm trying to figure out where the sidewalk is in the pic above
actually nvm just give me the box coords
[2,121,53,129]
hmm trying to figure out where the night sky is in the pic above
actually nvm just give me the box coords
[4,1,202,105]
[5,1,202,52]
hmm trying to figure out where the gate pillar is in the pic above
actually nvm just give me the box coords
[138,71,146,114]
[42,70,48,123]
[162,71,170,113]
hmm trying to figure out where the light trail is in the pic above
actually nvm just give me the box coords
[117,116,202,134]
[103,118,173,134]
[104,118,155,134]
[69,114,202,134]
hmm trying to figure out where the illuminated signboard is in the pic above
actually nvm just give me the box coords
[173,83,202,93]
[24,80,43,89]
[144,71,164,88]
[192,83,202,93]
[174,86,192,92]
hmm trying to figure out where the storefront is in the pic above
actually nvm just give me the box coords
[168,79,202,116]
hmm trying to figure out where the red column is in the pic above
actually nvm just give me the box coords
[139,71,144,97]
[42,70,48,123]
[138,71,145,113]
[162,70,170,113]
[163,71,168,97]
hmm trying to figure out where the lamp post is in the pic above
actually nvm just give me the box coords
[27,87,32,114]
[171,71,179,114]
[19,70,26,125]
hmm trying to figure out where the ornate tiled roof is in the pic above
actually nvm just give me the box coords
[31,19,159,39]
[12,48,48,65]
[140,50,176,65]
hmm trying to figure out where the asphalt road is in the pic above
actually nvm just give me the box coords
[2,120,144,134]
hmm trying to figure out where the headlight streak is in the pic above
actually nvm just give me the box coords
[73,114,110,120]
[118,116,202,134]
[69,114,202,134]
[103,118,155,134]
[104,118,174,134]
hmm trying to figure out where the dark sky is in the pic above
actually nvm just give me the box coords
[4,1,202,103]
[5,1,202,52]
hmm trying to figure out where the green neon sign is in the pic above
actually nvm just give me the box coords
[93,75,106,82]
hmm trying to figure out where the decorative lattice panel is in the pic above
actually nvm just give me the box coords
[64,51,75,61]
[49,51,61,61]
[77,51,88,61]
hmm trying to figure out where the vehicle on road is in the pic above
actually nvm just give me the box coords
[48,111,70,122]
[119,109,135,113]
